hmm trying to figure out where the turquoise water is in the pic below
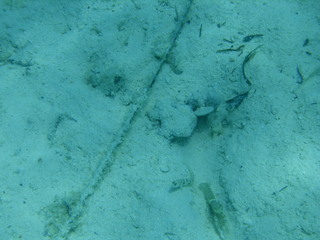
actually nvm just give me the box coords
[0,0,319,239]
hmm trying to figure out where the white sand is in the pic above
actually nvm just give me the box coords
[0,0,319,239]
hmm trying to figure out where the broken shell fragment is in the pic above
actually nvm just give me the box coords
[194,106,215,116]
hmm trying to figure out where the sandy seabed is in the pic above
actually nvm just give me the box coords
[0,0,319,239]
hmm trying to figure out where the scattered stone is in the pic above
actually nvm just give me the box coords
[148,100,197,139]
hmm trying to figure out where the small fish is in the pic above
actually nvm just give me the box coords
[226,91,249,112]
[243,34,263,42]
[242,45,262,85]
[169,170,194,192]
[296,66,304,84]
